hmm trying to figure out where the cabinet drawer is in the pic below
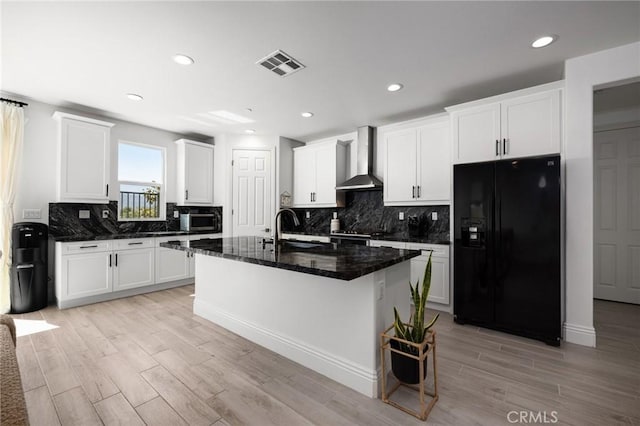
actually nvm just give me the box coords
[405,243,449,257]
[155,235,189,247]
[59,240,112,254]
[369,240,406,249]
[113,238,154,250]
[189,233,221,241]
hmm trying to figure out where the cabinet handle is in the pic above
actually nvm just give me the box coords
[106,184,109,197]
[412,186,416,198]
[185,190,189,200]
[417,186,421,198]
[313,192,316,202]
[115,253,118,267]
[503,138,508,155]
[80,245,98,249]
[109,254,112,267]
[310,192,313,202]
[496,140,500,156]
[128,242,143,245]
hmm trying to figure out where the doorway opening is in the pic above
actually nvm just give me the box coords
[592,80,640,348]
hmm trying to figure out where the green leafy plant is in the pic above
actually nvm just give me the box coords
[393,253,440,352]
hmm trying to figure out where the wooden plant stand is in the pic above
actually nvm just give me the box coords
[380,325,438,421]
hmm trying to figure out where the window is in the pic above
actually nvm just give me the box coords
[118,141,166,220]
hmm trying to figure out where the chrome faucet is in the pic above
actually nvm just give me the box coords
[273,208,300,245]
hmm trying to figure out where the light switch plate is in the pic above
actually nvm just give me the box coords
[306,211,310,219]
[431,212,438,221]
[173,211,179,218]
[102,210,109,218]
[398,212,404,220]
[23,209,41,219]
[79,210,90,219]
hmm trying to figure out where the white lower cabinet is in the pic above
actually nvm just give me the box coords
[60,250,112,299]
[113,247,155,291]
[155,236,191,283]
[56,237,158,308]
[369,240,450,306]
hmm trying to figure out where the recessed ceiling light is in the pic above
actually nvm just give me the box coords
[173,54,194,65]
[245,129,256,134]
[301,112,314,118]
[387,83,403,92]
[126,93,143,101]
[531,35,556,48]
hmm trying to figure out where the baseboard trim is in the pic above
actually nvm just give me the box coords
[194,298,379,397]
[563,322,596,347]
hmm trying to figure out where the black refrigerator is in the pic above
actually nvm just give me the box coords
[453,155,561,346]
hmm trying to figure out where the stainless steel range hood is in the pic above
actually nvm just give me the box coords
[335,126,383,191]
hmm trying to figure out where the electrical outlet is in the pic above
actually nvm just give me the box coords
[23,209,41,219]
[431,211,438,221]
[398,212,404,220]
[306,211,310,219]
[79,210,90,219]
[102,210,109,219]
[173,211,179,218]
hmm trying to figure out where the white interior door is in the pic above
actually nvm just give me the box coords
[232,149,272,237]
[594,126,640,304]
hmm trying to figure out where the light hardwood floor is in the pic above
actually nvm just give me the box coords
[10,286,640,425]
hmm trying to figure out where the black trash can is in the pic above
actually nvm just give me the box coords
[10,222,48,313]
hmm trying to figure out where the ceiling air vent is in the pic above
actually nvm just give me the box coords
[256,50,305,77]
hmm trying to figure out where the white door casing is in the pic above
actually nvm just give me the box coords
[232,149,272,237]
[594,126,640,304]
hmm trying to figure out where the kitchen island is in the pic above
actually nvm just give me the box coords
[161,236,420,397]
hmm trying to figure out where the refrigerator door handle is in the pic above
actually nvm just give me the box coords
[16,264,34,269]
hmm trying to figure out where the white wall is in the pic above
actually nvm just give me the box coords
[564,41,640,347]
[11,99,194,225]
[278,136,304,207]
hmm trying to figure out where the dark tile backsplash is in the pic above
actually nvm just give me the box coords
[281,190,450,242]
[49,202,222,237]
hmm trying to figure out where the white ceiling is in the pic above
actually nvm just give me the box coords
[2,1,639,142]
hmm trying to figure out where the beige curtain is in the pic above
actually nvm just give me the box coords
[0,103,25,313]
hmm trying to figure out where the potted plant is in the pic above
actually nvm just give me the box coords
[390,253,439,384]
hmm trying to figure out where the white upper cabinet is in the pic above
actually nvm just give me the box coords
[293,140,346,208]
[383,116,451,206]
[176,139,214,206]
[53,112,114,203]
[447,81,562,164]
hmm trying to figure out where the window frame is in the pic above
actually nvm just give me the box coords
[117,140,167,222]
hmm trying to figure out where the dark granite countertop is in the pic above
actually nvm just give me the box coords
[160,236,421,281]
[282,231,450,245]
[51,230,221,243]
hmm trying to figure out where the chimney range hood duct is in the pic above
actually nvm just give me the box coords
[335,126,383,191]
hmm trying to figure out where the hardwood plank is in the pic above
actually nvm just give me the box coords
[15,336,46,392]
[31,339,80,395]
[94,393,145,426]
[23,385,61,426]
[153,348,224,399]
[52,387,102,426]
[64,349,119,403]
[99,352,158,407]
[207,387,315,426]
[109,333,159,372]
[141,364,222,425]
[135,396,189,426]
